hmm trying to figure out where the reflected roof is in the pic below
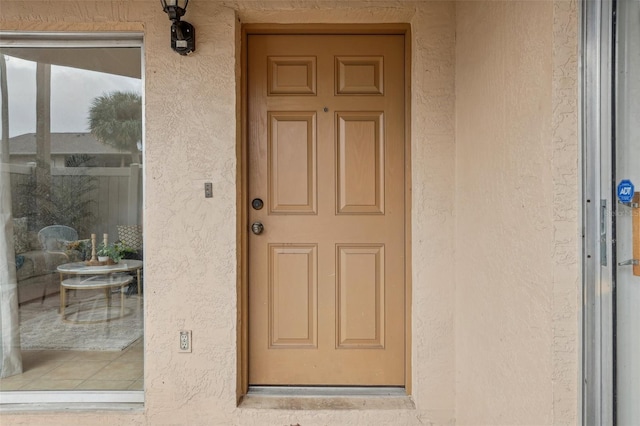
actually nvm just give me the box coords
[8,133,131,155]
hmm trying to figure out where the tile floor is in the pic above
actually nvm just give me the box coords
[0,292,143,392]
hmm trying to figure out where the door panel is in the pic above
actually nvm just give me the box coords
[248,34,405,386]
[268,111,317,214]
[336,112,385,214]
[336,244,385,349]
[268,244,317,348]
[335,56,384,95]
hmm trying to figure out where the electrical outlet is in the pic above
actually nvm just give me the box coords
[179,330,192,353]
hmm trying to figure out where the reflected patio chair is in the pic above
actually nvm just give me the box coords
[38,225,78,254]
[116,225,143,295]
[37,225,78,302]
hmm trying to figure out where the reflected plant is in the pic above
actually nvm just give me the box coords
[96,241,134,263]
[15,154,98,236]
[88,91,142,163]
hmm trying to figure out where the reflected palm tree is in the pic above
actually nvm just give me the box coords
[88,91,142,164]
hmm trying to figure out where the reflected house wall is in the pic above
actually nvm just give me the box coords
[0,1,579,425]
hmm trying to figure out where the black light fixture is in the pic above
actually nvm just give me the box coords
[160,0,195,56]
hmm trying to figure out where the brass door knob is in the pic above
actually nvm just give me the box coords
[251,222,264,235]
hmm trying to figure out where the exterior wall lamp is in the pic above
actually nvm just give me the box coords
[160,0,195,56]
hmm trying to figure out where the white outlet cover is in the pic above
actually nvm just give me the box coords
[179,330,192,353]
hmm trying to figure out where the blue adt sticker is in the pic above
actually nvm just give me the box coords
[617,179,635,202]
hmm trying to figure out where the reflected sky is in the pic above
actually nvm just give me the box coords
[1,55,141,138]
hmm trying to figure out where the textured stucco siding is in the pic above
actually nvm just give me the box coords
[454,1,578,425]
[0,1,577,425]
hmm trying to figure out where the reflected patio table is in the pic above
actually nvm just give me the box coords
[57,260,143,313]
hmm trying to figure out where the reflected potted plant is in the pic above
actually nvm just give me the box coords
[96,242,110,262]
[96,242,131,264]
[109,242,130,263]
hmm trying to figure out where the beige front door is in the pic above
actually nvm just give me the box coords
[248,33,405,386]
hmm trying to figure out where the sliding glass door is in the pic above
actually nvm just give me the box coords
[0,34,144,403]
[583,0,640,423]
[612,0,640,422]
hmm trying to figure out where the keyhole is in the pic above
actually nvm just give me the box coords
[323,107,329,112]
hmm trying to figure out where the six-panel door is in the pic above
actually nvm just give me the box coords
[248,34,405,385]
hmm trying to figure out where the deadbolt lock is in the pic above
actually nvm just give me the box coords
[252,198,264,210]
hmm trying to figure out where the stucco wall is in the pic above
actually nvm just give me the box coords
[0,1,577,425]
[454,1,578,425]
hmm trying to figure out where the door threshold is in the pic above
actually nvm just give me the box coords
[241,386,414,410]
[248,386,406,397]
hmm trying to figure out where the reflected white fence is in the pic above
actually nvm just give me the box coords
[8,163,142,239]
